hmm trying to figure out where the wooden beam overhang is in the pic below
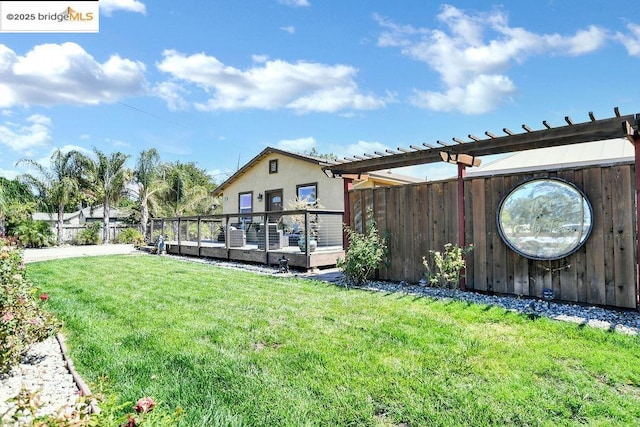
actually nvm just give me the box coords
[324,111,640,176]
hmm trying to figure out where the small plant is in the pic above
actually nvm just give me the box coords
[76,222,102,245]
[116,228,144,246]
[423,243,474,289]
[338,221,387,286]
[0,241,60,374]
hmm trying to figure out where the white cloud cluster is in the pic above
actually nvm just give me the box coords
[277,137,316,152]
[616,23,640,56]
[278,0,310,7]
[100,0,146,16]
[0,114,52,152]
[156,50,388,113]
[376,5,611,114]
[0,43,146,108]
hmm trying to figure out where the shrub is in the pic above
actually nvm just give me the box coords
[337,221,387,286]
[11,219,56,248]
[0,241,60,374]
[423,243,474,289]
[117,228,144,246]
[76,222,102,245]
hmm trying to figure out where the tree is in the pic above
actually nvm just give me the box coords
[131,149,166,241]
[159,162,217,217]
[16,150,84,244]
[80,148,131,244]
[0,177,37,237]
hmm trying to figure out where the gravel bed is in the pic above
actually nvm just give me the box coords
[0,337,80,425]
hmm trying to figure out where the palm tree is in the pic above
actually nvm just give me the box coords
[131,149,166,241]
[160,162,217,217]
[81,148,131,244]
[16,150,83,244]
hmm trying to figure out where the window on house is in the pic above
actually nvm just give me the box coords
[239,192,253,228]
[297,183,317,205]
[269,159,278,174]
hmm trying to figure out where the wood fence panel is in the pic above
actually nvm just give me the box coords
[464,179,475,289]
[601,167,616,306]
[348,162,637,309]
[583,167,606,304]
[373,187,389,279]
[490,176,507,294]
[470,178,487,291]
[612,165,636,308]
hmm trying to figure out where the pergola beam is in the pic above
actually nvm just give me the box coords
[324,114,638,175]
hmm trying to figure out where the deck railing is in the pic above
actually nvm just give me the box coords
[149,209,345,255]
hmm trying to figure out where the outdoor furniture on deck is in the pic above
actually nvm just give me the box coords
[228,228,246,247]
[258,223,287,250]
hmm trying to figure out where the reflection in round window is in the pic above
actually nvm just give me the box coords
[497,178,593,260]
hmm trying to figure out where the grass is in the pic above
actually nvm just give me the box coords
[27,254,640,426]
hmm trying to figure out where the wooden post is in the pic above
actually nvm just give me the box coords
[197,216,202,255]
[343,177,353,249]
[458,163,467,291]
[635,133,640,310]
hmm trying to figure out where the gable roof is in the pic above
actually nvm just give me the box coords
[32,212,79,222]
[214,147,333,195]
[466,138,634,177]
[214,146,424,196]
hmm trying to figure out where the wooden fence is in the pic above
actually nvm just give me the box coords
[349,162,637,309]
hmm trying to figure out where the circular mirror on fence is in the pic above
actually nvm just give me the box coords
[497,178,593,261]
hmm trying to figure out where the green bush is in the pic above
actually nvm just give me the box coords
[116,228,144,246]
[76,222,102,245]
[423,243,474,289]
[337,222,387,286]
[0,241,60,374]
[11,219,56,248]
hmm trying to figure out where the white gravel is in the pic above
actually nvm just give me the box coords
[0,337,80,425]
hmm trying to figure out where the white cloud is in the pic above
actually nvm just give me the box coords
[376,5,609,114]
[0,42,146,108]
[615,23,640,56]
[277,137,316,152]
[411,74,516,114]
[278,0,310,7]
[153,80,189,111]
[156,50,387,113]
[0,168,18,179]
[0,114,52,152]
[281,26,296,35]
[100,0,146,16]
[252,54,269,63]
[329,140,389,160]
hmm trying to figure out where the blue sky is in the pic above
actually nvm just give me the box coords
[1,0,639,182]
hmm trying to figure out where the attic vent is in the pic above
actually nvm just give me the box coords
[269,159,278,174]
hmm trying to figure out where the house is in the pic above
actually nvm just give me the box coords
[466,138,633,177]
[214,147,423,215]
[33,204,129,242]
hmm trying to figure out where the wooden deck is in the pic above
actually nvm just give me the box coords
[164,240,344,270]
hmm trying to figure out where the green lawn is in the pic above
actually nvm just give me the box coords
[28,255,640,426]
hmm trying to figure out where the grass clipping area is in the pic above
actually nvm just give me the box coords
[28,255,640,426]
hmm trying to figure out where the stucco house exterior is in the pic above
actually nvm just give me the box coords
[214,147,422,215]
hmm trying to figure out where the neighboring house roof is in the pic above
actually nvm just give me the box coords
[466,138,634,177]
[32,212,79,222]
[32,204,127,223]
[214,146,423,195]
[81,205,128,219]
[365,170,424,186]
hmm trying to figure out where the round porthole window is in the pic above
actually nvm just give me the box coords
[497,178,593,260]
